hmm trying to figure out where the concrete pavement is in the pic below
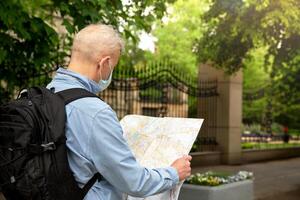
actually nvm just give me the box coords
[1,157,300,200]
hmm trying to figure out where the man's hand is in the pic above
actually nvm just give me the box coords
[171,155,192,181]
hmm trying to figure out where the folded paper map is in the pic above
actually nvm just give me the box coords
[120,115,204,200]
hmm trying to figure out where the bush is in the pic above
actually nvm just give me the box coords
[242,143,255,149]
[289,129,300,136]
[242,123,263,135]
[271,123,284,135]
[186,171,253,186]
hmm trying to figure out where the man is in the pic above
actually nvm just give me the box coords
[47,24,192,199]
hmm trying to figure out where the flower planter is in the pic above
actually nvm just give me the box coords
[178,179,253,200]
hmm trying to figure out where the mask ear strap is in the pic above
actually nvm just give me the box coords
[97,63,103,81]
[99,58,112,81]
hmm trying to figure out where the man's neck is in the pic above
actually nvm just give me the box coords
[68,61,98,82]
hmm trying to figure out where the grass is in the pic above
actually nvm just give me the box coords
[242,142,300,149]
[289,129,300,136]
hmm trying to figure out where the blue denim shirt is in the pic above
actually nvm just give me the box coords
[47,68,179,200]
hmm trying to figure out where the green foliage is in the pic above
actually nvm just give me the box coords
[242,122,284,135]
[275,104,300,129]
[196,0,300,127]
[243,47,269,90]
[0,0,59,102]
[143,0,210,76]
[243,47,269,123]
[196,0,300,74]
[243,98,267,124]
[271,123,284,135]
[188,96,198,118]
[242,123,263,135]
[140,88,162,100]
[242,143,255,150]
[186,171,253,186]
[242,142,300,149]
[289,129,300,136]
[0,0,173,102]
[186,171,230,186]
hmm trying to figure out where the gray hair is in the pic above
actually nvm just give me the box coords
[71,24,125,61]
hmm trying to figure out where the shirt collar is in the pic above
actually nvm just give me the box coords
[56,67,101,94]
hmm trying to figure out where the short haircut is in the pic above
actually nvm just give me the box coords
[71,24,125,61]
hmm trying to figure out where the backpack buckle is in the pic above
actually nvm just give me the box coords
[41,142,56,151]
[28,142,56,154]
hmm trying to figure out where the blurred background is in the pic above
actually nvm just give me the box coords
[1,0,300,161]
[1,1,300,199]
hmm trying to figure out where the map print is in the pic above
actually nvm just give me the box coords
[120,115,204,200]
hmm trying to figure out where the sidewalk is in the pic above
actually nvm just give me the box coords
[192,157,300,200]
[1,157,300,200]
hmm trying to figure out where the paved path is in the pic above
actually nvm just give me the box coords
[192,157,300,200]
[1,157,300,200]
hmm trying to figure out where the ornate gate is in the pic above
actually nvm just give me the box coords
[99,61,219,152]
[24,61,218,152]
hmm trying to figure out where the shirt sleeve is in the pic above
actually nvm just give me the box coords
[88,107,179,197]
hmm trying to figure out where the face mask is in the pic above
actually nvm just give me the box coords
[98,63,113,92]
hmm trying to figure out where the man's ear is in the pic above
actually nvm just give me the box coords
[97,56,111,80]
[98,56,111,69]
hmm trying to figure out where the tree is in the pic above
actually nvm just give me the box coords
[143,0,210,76]
[196,0,300,73]
[195,0,300,127]
[0,0,174,102]
[243,47,269,123]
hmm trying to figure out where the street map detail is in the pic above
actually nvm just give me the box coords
[120,115,204,200]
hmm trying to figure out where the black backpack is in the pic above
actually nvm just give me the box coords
[0,87,102,200]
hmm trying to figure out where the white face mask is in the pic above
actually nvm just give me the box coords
[98,63,113,92]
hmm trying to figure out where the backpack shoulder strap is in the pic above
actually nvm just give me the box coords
[56,88,101,105]
[55,88,103,194]
[82,173,102,195]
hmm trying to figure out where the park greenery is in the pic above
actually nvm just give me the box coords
[0,0,174,102]
[0,0,299,131]
[147,0,300,131]
[186,171,253,186]
[242,142,300,150]
[195,0,300,130]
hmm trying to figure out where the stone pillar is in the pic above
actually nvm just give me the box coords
[198,63,243,164]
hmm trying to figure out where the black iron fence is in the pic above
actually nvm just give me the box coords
[15,61,219,152]
[99,61,219,152]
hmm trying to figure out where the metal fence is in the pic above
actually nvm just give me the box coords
[23,61,219,152]
[99,61,219,152]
